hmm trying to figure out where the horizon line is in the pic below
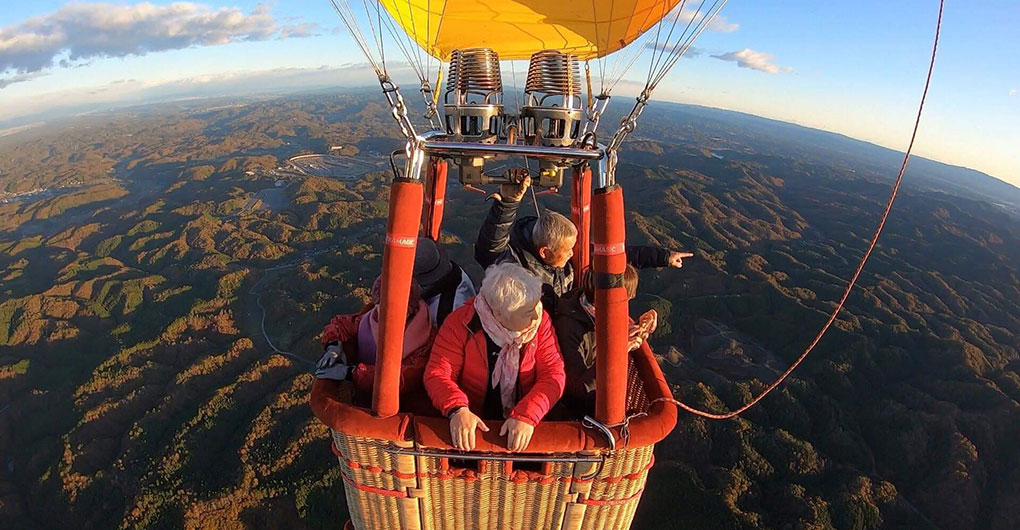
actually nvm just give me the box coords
[1,83,1017,191]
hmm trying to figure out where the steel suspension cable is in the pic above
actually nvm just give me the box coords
[591,0,606,94]
[646,0,694,88]
[643,0,676,88]
[604,1,672,93]
[425,0,436,81]
[649,0,726,90]
[605,0,725,153]
[363,1,386,69]
[330,0,383,75]
[380,11,427,78]
[667,0,945,420]
[366,1,444,128]
[406,0,426,75]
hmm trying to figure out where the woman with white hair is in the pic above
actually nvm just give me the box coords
[424,262,565,452]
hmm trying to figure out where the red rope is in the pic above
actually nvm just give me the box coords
[672,0,945,420]
[580,488,646,506]
[340,472,408,498]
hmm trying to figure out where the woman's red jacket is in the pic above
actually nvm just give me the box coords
[424,298,565,426]
[320,306,434,395]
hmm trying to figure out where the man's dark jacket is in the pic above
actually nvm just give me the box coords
[553,289,597,417]
[474,197,673,309]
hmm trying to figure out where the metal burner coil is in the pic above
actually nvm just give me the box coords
[525,50,582,107]
[446,48,503,105]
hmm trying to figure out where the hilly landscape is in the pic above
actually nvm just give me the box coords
[0,92,1017,530]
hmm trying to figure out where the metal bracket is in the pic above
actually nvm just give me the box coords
[385,446,607,482]
[385,446,604,463]
[581,415,617,450]
[593,144,615,189]
[403,141,426,181]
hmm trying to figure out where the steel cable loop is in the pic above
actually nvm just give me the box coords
[665,0,945,421]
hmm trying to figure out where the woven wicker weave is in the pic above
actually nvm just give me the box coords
[314,343,675,530]
[330,356,658,530]
[331,428,655,530]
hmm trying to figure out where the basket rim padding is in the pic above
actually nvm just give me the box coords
[310,342,677,451]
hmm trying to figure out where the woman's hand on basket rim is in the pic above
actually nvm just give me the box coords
[449,407,488,451]
[500,418,535,452]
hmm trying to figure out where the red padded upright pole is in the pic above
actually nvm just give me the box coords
[570,165,592,274]
[592,184,628,424]
[422,158,448,240]
[373,178,424,417]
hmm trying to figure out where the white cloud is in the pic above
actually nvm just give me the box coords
[0,70,46,89]
[711,48,790,74]
[1010,88,1017,96]
[675,7,739,33]
[0,2,317,77]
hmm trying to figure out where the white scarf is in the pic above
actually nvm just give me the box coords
[473,294,542,416]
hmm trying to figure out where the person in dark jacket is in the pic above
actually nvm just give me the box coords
[413,237,476,327]
[475,174,691,311]
[554,265,657,417]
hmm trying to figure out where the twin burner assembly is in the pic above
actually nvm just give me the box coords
[442,48,585,190]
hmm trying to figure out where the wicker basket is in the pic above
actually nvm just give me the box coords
[311,344,676,530]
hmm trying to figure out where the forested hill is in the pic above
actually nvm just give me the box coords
[0,93,1017,529]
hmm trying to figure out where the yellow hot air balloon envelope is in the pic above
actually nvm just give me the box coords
[378,0,683,61]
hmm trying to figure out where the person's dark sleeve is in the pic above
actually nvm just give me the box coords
[626,245,672,269]
[555,316,595,408]
[474,197,521,269]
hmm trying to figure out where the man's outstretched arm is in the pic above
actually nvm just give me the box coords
[474,175,531,268]
[626,246,693,269]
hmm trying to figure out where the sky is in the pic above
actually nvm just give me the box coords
[0,1,1017,186]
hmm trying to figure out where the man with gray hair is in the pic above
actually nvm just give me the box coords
[475,174,691,312]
